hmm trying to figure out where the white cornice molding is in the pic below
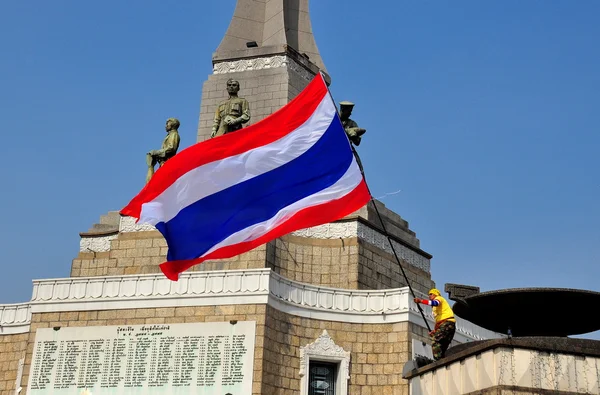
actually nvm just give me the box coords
[13,269,498,341]
[0,304,31,335]
[291,221,358,239]
[0,268,500,340]
[30,269,271,313]
[119,216,156,232]
[267,271,497,341]
[2,269,498,340]
[269,271,411,316]
[212,55,314,82]
[79,233,118,252]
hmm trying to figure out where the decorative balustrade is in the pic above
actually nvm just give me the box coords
[0,303,31,334]
[269,271,411,314]
[30,269,271,314]
[1,269,498,341]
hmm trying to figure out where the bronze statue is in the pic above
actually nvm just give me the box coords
[211,79,251,138]
[339,101,366,146]
[146,118,181,184]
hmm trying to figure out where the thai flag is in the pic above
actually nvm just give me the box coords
[121,73,371,280]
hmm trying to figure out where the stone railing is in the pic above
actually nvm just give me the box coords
[269,271,411,315]
[2,269,499,341]
[269,271,499,342]
[30,269,271,313]
[0,303,31,334]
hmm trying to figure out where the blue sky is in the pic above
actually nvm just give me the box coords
[1,1,598,337]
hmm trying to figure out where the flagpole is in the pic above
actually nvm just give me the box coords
[321,72,432,333]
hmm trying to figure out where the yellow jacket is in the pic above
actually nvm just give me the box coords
[432,295,455,325]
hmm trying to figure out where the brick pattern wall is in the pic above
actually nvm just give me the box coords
[0,333,27,395]
[262,305,411,395]
[5,307,429,395]
[21,306,267,395]
[266,235,360,288]
[196,66,311,143]
[71,231,269,277]
[287,66,311,101]
[358,242,435,295]
[73,230,433,295]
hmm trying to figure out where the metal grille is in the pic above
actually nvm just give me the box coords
[308,362,336,395]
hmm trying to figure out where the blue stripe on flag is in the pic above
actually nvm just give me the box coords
[156,116,353,261]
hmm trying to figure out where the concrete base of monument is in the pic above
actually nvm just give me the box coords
[1,267,502,395]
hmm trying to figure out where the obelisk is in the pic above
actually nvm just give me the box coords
[196,0,329,142]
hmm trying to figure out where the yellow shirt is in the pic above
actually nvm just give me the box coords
[432,295,456,324]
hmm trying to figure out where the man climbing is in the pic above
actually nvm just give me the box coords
[414,289,456,360]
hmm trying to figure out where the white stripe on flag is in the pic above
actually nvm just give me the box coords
[201,157,364,257]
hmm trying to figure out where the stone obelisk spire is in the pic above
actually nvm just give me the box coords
[196,0,328,142]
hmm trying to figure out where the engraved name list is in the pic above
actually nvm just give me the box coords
[27,321,256,395]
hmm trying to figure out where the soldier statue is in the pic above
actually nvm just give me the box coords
[211,79,251,138]
[339,101,366,146]
[146,118,181,184]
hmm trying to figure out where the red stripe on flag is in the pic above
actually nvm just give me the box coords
[159,180,370,281]
[121,74,329,219]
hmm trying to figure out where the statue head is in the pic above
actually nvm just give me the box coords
[165,118,180,132]
[339,101,355,119]
[226,79,241,95]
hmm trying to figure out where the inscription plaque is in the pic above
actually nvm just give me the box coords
[27,321,256,395]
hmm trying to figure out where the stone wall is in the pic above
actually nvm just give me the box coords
[358,241,435,294]
[21,305,268,395]
[72,231,268,277]
[74,224,433,293]
[0,333,27,395]
[72,231,165,276]
[267,235,360,289]
[262,305,411,395]
[265,233,433,293]
[16,305,441,395]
